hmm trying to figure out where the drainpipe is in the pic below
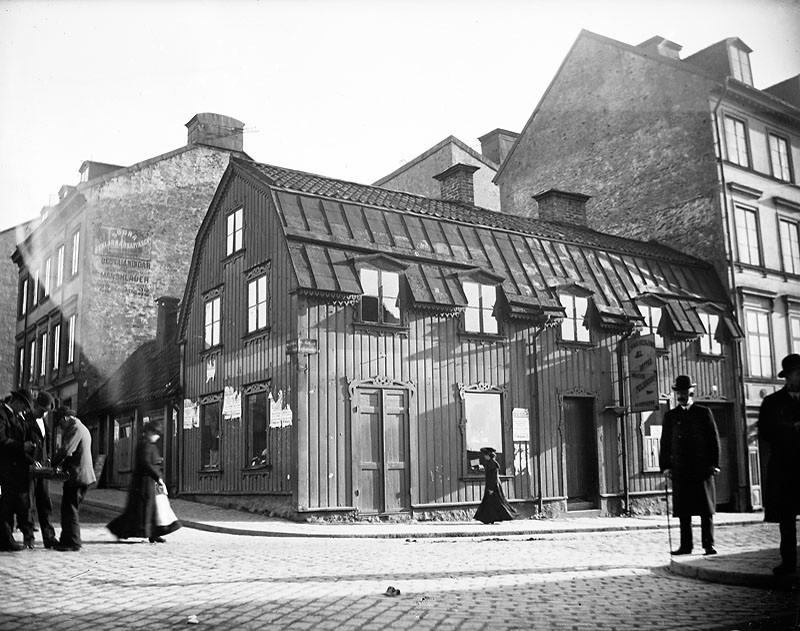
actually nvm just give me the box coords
[528,318,549,514]
[712,79,750,511]
[616,325,637,516]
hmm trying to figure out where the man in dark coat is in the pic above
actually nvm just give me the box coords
[51,406,95,551]
[27,391,58,548]
[758,353,800,575]
[660,375,720,556]
[0,389,36,551]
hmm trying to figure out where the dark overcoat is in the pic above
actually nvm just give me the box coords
[107,439,177,539]
[474,457,516,524]
[757,388,800,522]
[0,403,33,489]
[660,403,720,517]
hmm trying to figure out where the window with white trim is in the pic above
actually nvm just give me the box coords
[724,116,750,167]
[28,338,35,383]
[769,133,793,182]
[39,331,48,377]
[360,268,401,325]
[745,308,772,378]
[18,276,28,318]
[734,205,760,265]
[52,322,61,372]
[226,207,243,256]
[463,388,505,473]
[70,230,80,276]
[559,293,590,342]
[247,275,268,332]
[698,312,722,355]
[43,257,51,298]
[17,346,24,388]
[56,245,64,287]
[640,304,665,349]
[33,268,40,307]
[729,45,753,86]
[463,281,498,334]
[780,219,800,274]
[204,296,222,348]
[67,314,76,364]
[790,315,800,354]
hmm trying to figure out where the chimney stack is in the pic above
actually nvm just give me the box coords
[636,36,682,61]
[155,296,180,348]
[186,113,245,152]
[478,129,519,165]
[533,189,591,226]
[433,163,480,206]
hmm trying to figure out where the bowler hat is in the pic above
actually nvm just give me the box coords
[479,447,497,455]
[35,391,55,411]
[778,354,800,378]
[10,389,34,409]
[671,375,696,391]
[55,404,76,418]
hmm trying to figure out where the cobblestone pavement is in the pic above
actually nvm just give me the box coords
[0,506,797,631]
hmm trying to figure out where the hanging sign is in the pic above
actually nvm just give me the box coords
[286,338,319,355]
[627,334,659,412]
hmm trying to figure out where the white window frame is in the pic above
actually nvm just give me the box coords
[559,293,590,343]
[698,312,722,355]
[56,245,64,287]
[729,45,753,86]
[70,230,80,276]
[33,267,40,307]
[67,314,76,365]
[52,322,61,372]
[43,256,51,298]
[247,275,268,333]
[780,219,800,274]
[226,207,243,256]
[463,281,498,334]
[359,268,401,326]
[734,205,760,266]
[28,338,35,383]
[639,304,665,349]
[769,133,793,182]
[204,296,222,348]
[39,331,48,377]
[745,308,772,378]
[19,276,28,317]
[724,115,750,168]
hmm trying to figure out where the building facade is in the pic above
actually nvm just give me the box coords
[495,30,800,511]
[11,113,248,460]
[177,156,740,521]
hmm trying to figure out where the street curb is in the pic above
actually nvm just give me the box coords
[669,558,798,590]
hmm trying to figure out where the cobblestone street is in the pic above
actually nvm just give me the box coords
[1,505,797,630]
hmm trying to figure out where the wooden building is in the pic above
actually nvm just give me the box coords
[177,156,743,520]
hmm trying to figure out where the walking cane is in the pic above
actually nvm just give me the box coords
[664,475,672,554]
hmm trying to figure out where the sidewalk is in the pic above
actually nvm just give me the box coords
[54,487,795,590]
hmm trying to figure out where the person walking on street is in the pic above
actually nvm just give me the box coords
[0,389,36,551]
[26,391,58,549]
[107,421,180,543]
[474,447,516,524]
[758,353,800,575]
[50,406,95,551]
[660,375,720,556]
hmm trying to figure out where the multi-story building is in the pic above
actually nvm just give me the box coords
[495,30,800,511]
[11,113,248,452]
[373,130,518,211]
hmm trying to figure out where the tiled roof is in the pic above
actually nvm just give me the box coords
[80,340,180,416]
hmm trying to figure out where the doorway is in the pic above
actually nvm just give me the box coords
[352,385,411,515]
[563,396,599,510]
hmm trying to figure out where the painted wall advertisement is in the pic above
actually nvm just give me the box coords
[93,226,153,296]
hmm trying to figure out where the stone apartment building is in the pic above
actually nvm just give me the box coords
[374,130,518,211]
[495,30,800,510]
[11,113,248,446]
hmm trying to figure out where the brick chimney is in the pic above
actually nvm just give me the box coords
[533,189,591,226]
[478,129,519,165]
[637,36,682,61]
[155,296,180,348]
[186,113,245,152]
[433,163,480,205]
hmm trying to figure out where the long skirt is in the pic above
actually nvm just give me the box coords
[107,478,181,539]
[474,485,516,524]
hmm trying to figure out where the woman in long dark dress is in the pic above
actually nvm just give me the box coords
[474,447,517,524]
[107,422,180,543]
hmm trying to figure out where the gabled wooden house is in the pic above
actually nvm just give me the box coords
[177,156,743,520]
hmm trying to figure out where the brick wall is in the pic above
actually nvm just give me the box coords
[498,34,728,275]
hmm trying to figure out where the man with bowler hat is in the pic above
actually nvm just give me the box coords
[758,353,800,575]
[50,405,95,551]
[660,375,721,556]
[27,391,58,548]
[0,389,36,551]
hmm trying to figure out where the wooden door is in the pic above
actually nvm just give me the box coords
[353,386,410,515]
[706,403,734,508]
[563,397,599,509]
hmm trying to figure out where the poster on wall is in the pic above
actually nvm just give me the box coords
[183,399,198,430]
[92,226,153,297]
[269,390,293,428]
[512,408,530,442]
[222,386,242,420]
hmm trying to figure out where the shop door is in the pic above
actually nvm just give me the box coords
[353,386,410,515]
[563,397,599,509]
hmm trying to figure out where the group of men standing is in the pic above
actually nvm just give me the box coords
[0,388,95,552]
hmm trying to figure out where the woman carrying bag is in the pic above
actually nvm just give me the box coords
[107,421,181,543]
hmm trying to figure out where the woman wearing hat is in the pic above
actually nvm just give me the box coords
[107,421,180,543]
[758,353,800,575]
[660,375,720,556]
[474,447,516,524]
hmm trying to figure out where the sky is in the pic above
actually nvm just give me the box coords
[0,0,798,233]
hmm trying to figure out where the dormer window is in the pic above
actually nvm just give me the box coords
[640,304,666,349]
[559,293,590,343]
[463,282,498,334]
[359,268,400,325]
[729,44,753,86]
[699,311,723,355]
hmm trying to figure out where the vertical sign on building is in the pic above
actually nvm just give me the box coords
[627,333,659,412]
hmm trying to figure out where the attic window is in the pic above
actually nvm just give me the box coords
[463,282,498,334]
[359,268,400,325]
[639,304,665,349]
[226,207,244,256]
[559,293,589,343]
[698,311,722,355]
[729,45,753,86]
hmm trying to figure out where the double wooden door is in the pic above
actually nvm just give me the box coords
[352,385,411,515]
